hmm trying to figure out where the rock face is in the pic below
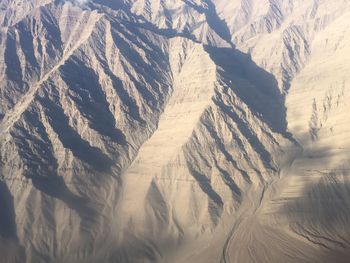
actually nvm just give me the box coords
[0,0,350,262]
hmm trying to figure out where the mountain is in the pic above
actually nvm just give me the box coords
[0,0,350,262]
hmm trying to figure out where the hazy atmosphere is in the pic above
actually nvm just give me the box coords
[0,0,350,262]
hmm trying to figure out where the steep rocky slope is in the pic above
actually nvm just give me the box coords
[0,0,350,262]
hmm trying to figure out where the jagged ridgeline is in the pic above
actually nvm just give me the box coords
[0,0,350,262]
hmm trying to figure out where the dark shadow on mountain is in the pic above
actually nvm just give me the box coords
[111,19,170,78]
[280,169,350,234]
[17,4,63,71]
[212,96,275,171]
[183,0,232,44]
[214,161,242,201]
[39,97,113,172]
[186,162,223,224]
[12,109,59,177]
[121,10,198,43]
[218,114,270,182]
[187,163,224,208]
[111,229,161,263]
[88,0,131,11]
[0,181,25,262]
[85,0,195,41]
[16,21,40,78]
[60,56,126,145]
[11,106,97,221]
[34,6,64,60]
[202,119,253,183]
[99,67,145,124]
[112,20,167,64]
[317,246,350,263]
[27,172,100,241]
[109,21,171,107]
[278,138,350,261]
[205,46,295,142]
[30,175,95,219]
[0,181,17,240]
[90,0,230,47]
[145,180,170,229]
[4,30,24,86]
[132,21,197,42]
[91,51,145,124]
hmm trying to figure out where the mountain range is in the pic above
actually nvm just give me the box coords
[1,0,350,262]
